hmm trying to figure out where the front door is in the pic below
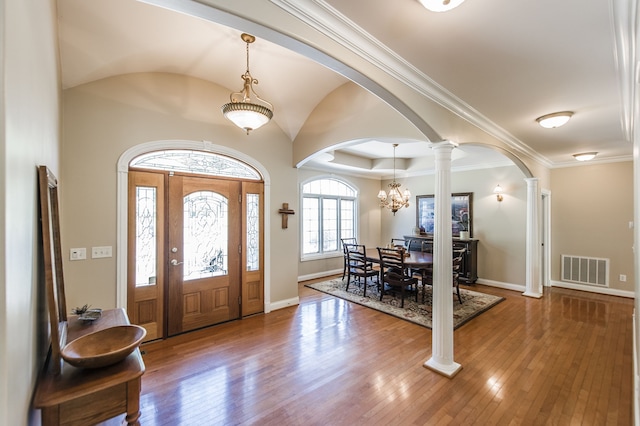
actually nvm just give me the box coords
[127,150,265,341]
[167,175,241,335]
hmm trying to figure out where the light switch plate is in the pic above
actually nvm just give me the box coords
[70,248,86,261]
[92,246,113,258]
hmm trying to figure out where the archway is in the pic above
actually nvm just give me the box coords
[115,140,273,318]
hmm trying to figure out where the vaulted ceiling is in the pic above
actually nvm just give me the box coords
[57,0,633,177]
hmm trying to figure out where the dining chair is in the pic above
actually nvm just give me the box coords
[412,240,434,303]
[340,237,357,280]
[345,244,379,297]
[420,239,433,253]
[452,247,466,303]
[377,247,418,308]
[417,246,466,304]
[390,238,407,249]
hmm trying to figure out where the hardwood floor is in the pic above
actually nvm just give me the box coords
[119,277,634,425]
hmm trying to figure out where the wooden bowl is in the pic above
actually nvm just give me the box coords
[61,325,146,369]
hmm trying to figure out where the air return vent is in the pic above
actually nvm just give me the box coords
[561,255,609,287]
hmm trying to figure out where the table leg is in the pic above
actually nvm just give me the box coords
[40,406,59,426]
[125,377,142,425]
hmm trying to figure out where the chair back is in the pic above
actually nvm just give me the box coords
[452,248,466,279]
[341,237,357,252]
[452,246,466,269]
[390,238,407,249]
[420,240,433,253]
[377,247,407,279]
[346,244,372,274]
[405,238,422,252]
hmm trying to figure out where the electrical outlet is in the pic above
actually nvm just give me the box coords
[91,246,113,259]
[619,274,627,282]
[70,248,86,261]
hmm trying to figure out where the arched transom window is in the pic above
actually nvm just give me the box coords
[130,149,262,180]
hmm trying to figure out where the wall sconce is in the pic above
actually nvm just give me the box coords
[493,184,504,202]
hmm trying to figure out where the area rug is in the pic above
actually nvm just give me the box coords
[304,278,505,329]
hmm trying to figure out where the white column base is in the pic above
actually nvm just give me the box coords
[522,291,543,299]
[424,358,462,378]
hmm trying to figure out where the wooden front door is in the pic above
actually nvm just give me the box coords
[128,154,265,341]
[167,175,241,335]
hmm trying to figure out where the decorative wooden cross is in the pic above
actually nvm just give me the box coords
[278,203,295,229]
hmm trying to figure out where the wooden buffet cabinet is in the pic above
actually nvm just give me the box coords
[404,235,478,284]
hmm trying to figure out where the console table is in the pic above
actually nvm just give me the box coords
[35,166,145,425]
[404,235,478,284]
[34,308,145,426]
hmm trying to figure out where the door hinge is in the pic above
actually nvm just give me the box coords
[238,296,242,305]
[238,245,242,254]
[239,194,242,203]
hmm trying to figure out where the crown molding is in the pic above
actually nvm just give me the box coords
[270,0,553,168]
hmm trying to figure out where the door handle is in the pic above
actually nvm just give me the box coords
[170,259,183,266]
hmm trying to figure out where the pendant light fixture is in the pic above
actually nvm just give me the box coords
[377,144,411,215]
[221,33,273,134]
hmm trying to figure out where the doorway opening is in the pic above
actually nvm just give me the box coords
[118,144,268,341]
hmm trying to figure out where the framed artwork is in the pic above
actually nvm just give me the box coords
[416,192,473,237]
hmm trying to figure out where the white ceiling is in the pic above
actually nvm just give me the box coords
[56,0,632,178]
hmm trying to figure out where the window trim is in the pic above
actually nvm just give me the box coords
[300,176,358,261]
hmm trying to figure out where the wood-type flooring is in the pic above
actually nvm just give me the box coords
[103,278,634,425]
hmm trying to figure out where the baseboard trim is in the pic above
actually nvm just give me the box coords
[267,297,300,312]
[298,269,342,283]
[474,278,525,292]
[550,280,635,298]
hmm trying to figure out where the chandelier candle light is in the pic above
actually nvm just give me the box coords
[377,144,411,215]
[221,33,274,135]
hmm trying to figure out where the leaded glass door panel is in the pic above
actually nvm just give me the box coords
[241,181,264,316]
[128,171,165,341]
[167,175,241,335]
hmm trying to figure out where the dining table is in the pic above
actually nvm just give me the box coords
[365,248,433,269]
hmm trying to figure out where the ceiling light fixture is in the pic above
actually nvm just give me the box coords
[377,144,411,215]
[221,33,273,135]
[573,152,598,162]
[418,0,466,12]
[536,111,573,129]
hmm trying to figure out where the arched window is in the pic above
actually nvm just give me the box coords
[301,178,357,259]
[130,149,262,180]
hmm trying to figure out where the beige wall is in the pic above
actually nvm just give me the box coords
[551,162,634,292]
[294,82,427,165]
[297,169,382,279]
[61,72,300,310]
[1,0,61,424]
[381,165,528,286]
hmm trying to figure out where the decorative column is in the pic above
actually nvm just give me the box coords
[424,141,462,378]
[523,177,543,298]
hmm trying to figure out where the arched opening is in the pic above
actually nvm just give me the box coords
[116,141,272,340]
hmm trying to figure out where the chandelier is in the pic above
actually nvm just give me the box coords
[221,33,273,135]
[377,144,411,215]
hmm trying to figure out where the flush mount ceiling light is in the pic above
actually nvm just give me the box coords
[536,111,573,129]
[221,33,273,135]
[573,152,598,162]
[377,144,411,215]
[418,0,466,12]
